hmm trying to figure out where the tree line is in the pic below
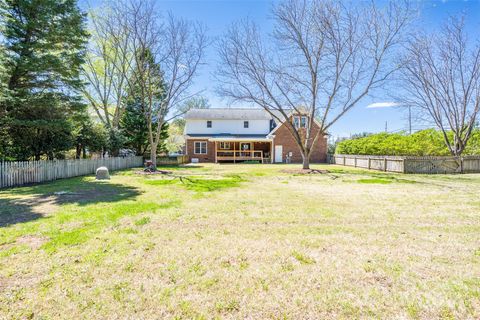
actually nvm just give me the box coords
[1,0,479,170]
[0,0,206,167]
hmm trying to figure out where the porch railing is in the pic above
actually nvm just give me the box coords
[216,150,264,162]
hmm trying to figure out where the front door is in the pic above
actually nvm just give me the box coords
[274,145,283,163]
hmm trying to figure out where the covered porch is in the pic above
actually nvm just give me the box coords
[210,138,272,163]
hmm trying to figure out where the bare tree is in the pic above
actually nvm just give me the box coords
[217,0,412,169]
[116,0,207,169]
[400,16,480,164]
[81,5,133,131]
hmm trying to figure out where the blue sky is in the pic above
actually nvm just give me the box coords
[79,0,480,138]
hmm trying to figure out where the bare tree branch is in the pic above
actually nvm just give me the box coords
[400,16,480,160]
[216,0,412,168]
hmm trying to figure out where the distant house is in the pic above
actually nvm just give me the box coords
[184,108,327,164]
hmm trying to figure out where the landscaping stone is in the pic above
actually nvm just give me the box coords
[96,166,110,180]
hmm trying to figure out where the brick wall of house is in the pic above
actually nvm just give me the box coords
[186,139,216,163]
[272,121,327,163]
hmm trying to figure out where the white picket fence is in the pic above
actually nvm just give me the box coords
[0,156,143,189]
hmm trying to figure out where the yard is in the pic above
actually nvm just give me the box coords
[0,164,479,319]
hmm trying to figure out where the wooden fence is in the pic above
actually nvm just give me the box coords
[0,156,144,189]
[327,154,480,174]
[156,155,188,165]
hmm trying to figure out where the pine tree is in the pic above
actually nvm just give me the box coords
[121,84,170,156]
[121,48,169,157]
[0,0,88,160]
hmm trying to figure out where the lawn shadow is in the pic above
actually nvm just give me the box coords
[0,179,142,228]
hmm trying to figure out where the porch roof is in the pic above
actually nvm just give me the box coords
[186,133,272,142]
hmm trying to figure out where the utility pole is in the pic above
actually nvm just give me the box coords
[408,105,412,134]
[385,121,388,133]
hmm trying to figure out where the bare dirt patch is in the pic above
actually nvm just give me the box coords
[134,170,173,175]
[16,235,48,249]
[281,168,329,175]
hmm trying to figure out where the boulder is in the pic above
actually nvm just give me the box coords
[96,166,110,180]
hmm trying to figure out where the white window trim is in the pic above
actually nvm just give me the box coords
[293,116,308,129]
[194,141,207,154]
[240,142,252,150]
[293,116,300,129]
[300,116,308,128]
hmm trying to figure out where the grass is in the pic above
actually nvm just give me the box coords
[1,163,480,319]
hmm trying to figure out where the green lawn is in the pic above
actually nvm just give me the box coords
[0,164,479,319]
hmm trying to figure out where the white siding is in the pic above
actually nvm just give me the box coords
[185,119,271,135]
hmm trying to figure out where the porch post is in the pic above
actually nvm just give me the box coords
[215,141,217,163]
[233,142,236,163]
[270,141,274,164]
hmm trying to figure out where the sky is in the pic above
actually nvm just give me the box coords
[78,0,480,138]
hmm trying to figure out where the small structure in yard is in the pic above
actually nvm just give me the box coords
[95,166,110,180]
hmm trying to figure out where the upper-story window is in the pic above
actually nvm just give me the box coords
[207,120,212,128]
[244,121,249,128]
[293,116,308,129]
[300,116,308,128]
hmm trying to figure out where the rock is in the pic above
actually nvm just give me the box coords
[96,166,110,180]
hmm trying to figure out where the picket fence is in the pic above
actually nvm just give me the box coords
[328,154,480,174]
[0,156,144,189]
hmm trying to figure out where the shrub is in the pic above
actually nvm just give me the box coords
[335,129,480,156]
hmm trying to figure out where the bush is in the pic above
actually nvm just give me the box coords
[335,129,480,156]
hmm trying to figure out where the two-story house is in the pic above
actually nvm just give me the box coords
[184,108,327,164]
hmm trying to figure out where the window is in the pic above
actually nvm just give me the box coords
[300,116,308,128]
[219,142,230,149]
[244,121,249,128]
[206,120,212,128]
[194,141,207,154]
[240,142,251,150]
[293,116,300,129]
[293,116,308,129]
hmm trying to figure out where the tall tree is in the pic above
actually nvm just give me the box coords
[120,67,169,156]
[0,0,88,160]
[400,16,480,163]
[217,0,412,169]
[112,0,206,169]
[81,4,132,137]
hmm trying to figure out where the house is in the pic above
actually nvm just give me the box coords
[184,108,328,164]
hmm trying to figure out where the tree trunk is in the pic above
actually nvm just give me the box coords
[76,144,81,159]
[302,153,310,170]
[150,144,157,170]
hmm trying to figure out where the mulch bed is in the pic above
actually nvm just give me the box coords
[281,169,329,175]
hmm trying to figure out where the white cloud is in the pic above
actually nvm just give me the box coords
[366,102,401,109]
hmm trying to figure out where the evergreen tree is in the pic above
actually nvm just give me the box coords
[0,0,88,160]
[121,49,169,156]
[71,110,108,159]
[120,87,170,156]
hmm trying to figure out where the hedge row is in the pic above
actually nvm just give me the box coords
[335,129,480,156]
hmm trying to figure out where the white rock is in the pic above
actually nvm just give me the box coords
[96,166,110,180]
